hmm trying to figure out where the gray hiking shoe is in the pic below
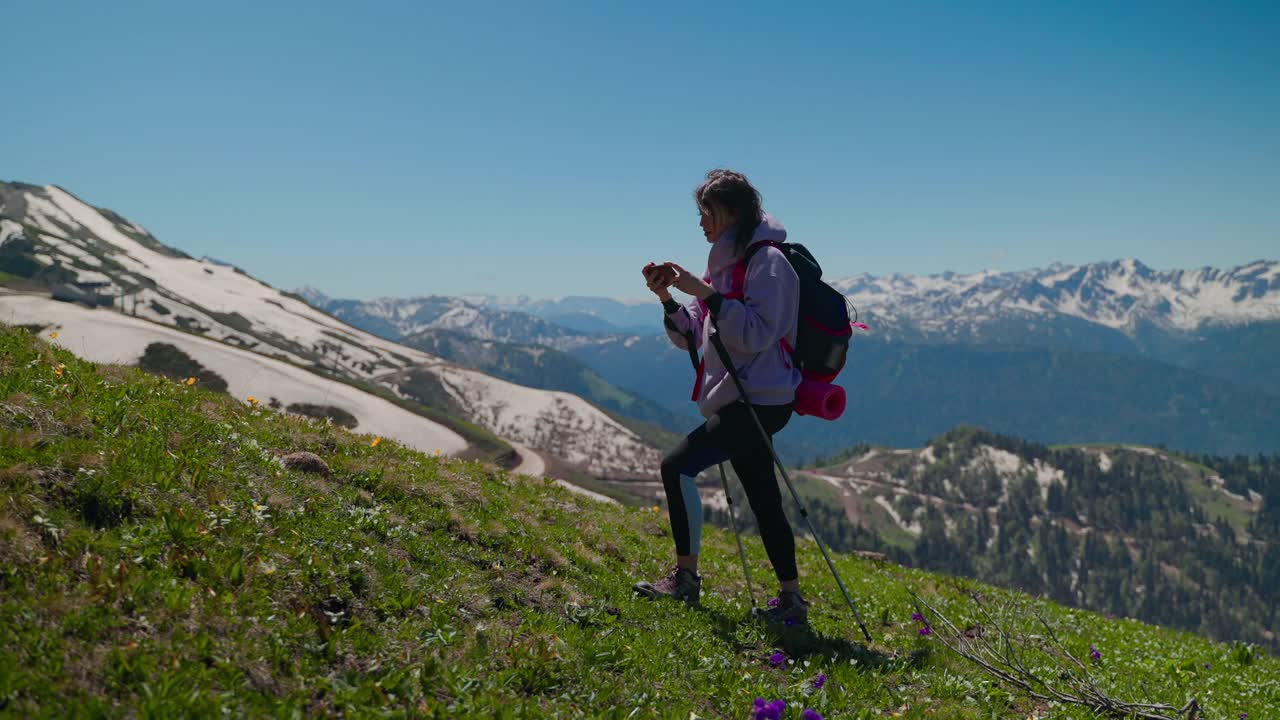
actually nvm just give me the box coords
[633,566,701,605]
[751,590,810,627]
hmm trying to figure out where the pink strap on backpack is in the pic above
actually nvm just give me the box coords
[688,241,791,401]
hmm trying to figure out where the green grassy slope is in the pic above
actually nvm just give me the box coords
[1,324,1277,718]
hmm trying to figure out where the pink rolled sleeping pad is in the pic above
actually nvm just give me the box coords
[794,377,846,420]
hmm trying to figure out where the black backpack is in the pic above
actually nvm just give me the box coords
[735,241,864,383]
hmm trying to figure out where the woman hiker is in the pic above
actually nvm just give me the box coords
[634,169,808,626]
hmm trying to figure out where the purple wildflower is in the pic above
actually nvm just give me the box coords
[1090,645,1102,662]
[918,625,932,636]
[768,597,781,608]
[1239,714,1247,720]
[753,699,785,720]
[812,672,827,689]
[911,612,925,623]
[802,710,824,720]
[1204,662,1211,670]
[768,652,787,667]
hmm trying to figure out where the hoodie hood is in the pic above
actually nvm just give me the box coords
[707,213,788,274]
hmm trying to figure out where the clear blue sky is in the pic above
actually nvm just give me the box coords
[4,1,1277,300]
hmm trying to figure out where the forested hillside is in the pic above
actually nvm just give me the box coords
[711,428,1279,653]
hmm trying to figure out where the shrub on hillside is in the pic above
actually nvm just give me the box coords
[286,402,359,429]
[137,342,229,393]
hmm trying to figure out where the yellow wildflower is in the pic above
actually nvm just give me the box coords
[186,377,197,386]
[434,449,442,456]
[54,363,65,377]
[370,437,383,448]
[49,331,58,339]
[247,396,259,406]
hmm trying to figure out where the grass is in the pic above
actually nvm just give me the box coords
[1,323,1277,718]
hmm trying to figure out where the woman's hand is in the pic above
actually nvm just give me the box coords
[667,262,715,300]
[642,262,675,301]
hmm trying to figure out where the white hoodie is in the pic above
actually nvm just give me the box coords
[663,213,802,417]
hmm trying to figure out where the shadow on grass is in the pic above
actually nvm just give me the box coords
[693,603,923,672]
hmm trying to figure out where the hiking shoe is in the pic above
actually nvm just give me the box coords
[633,566,701,605]
[752,590,810,627]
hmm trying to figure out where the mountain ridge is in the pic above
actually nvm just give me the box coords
[834,256,1280,334]
[0,180,661,480]
[300,256,1280,341]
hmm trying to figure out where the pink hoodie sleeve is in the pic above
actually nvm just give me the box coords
[663,298,704,350]
[708,246,799,354]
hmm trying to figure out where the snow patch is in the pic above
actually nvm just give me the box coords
[432,364,660,478]
[22,192,81,236]
[1206,475,1251,504]
[811,473,846,490]
[0,295,468,455]
[1032,459,1066,502]
[1097,452,1113,472]
[702,488,729,512]
[0,219,23,247]
[969,446,1023,475]
[553,479,616,504]
[69,270,114,286]
[507,441,546,477]
[874,495,922,536]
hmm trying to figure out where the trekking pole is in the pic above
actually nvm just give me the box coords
[683,329,757,608]
[705,319,874,643]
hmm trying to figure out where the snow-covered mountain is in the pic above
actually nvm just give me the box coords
[299,288,597,348]
[0,181,660,479]
[833,258,1280,336]
[462,294,659,334]
[1,293,471,456]
[330,257,1280,344]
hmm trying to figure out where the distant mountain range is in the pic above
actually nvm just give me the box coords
[463,294,660,334]
[295,288,602,347]
[303,256,1280,353]
[834,258,1280,335]
[302,257,1280,458]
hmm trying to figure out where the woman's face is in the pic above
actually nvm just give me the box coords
[699,203,734,243]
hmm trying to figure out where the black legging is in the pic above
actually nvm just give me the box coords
[660,401,797,582]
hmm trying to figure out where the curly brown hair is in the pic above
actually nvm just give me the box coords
[694,168,763,255]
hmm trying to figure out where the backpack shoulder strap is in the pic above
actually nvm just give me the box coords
[727,240,784,299]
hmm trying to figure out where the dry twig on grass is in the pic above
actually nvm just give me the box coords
[909,591,1202,720]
